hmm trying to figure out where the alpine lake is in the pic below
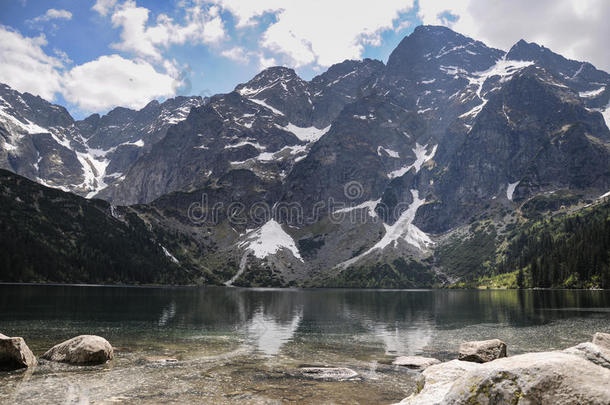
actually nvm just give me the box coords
[1,285,609,404]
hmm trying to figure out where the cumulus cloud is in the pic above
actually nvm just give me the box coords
[27,8,73,24]
[0,25,63,100]
[0,25,180,112]
[92,0,118,16]
[417,0,610,72]
[61,54,179,112]
[110,0,226,61]
[258,54,277,69]
[221,46,250,63]
[212,0,415,67]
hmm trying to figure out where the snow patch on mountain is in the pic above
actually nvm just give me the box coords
[76,151,111,198]
[388,143,437,179]
[335,199,381,219]
[338,190,432,268]
[377,146,400,158]
[507,181,520,201]
[162,100,202,125]
[161,245,179,263]
[0,102,48,148]
[458,58,535,121]
[579,87,605,98]
[328,70,357,86]
[225,140,266,150]
[279,123,331,143]
[602,103,610,128]
[257,144,308,162]
[469,58,535,96]
[250,98,285,116]
[239,220,303,262]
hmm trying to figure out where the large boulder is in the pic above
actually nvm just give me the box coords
[397,360,480,404]
[563,341,610,369]
[458,339,507,363]
[593,332,610,350]
[41,335,113,365]
[393,356,441,370]
[400,352,610,404]
[0,332,37,370]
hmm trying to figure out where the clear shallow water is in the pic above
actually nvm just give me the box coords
[0,286,609,404]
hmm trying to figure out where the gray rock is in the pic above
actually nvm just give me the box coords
[397,360,480,404]
[593,332,610,350]
[41,335,113,365]
[458,339,507,363]
[393,356,441,370]
[298,367,358,380]
[400,352,610,404]
[563,341,610,369]
[0,332,37,370]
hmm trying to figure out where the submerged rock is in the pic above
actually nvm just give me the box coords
[393,356,441,370]
[458,339,507,363]
[400,352,610,404]
[41,335,113,365]
[0,332,37,370]
[298,367,358,380]
[593,332,610,350]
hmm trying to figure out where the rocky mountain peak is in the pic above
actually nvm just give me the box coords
[235,66,303,96]
[506,38,610,90]
[386,25,504,77]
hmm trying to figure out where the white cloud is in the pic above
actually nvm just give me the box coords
[212,0,415,67]
[0,25,63,100]
[27,8,73,24]
[62,54,179,112]
[258,54,277,69]
[417,0,610,72]
[221,46,250,63]
[92,0,118,16]
[110,0,226,61]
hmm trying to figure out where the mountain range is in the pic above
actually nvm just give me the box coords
[1,25,609,287]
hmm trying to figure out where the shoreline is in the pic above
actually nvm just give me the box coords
[0,281,608,291]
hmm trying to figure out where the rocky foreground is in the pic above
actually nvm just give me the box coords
[0,333,113,370]
[398,333,610,404]
[2,331,610,404]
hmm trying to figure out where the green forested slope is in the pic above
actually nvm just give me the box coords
[494,200,610,288]
[0,169,208,284]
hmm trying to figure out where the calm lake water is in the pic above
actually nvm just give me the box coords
[1,285,609,404]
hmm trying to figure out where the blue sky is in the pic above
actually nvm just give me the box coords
[1,0,608,119]
[0,0,421,118]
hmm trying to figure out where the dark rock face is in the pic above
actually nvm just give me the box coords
[105,58,384,205]
[1,25,609,287]
[418,68,610,232]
